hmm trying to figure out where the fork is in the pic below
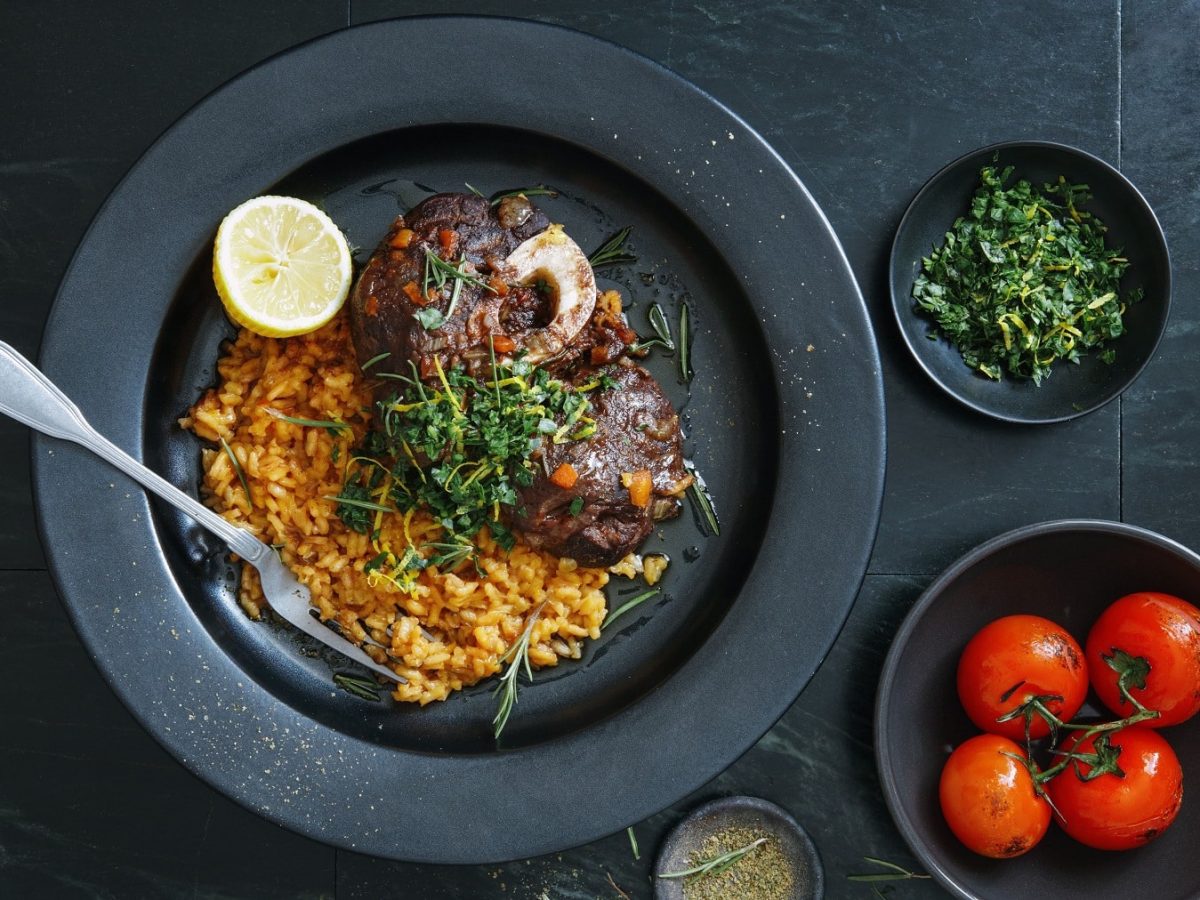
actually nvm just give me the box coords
[0,340,404,684]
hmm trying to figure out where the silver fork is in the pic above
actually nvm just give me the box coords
[0,340,403,684]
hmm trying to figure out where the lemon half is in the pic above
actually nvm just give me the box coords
[213,195,352,337]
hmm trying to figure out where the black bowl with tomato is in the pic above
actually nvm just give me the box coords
[875,520,1200,900]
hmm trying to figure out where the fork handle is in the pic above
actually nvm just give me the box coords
[0,341,267,564]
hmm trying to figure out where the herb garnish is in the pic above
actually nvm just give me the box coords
[219,436,253,508]
[417,251,497,331]
[913,165,1141,384]
[492,602,546,740]
[333,672,382,702]
[265,407,350,435]
[678,301,692,382]
[648,303,675,349]
[335,354,593,592]
[658,837,768,881]
[361,352,391,371]
[627,826,641,860]
[602,588,661,630]
[489,185,558,206]
[588,226,637,269]
[686,463,720,536]
[846,857,931,883]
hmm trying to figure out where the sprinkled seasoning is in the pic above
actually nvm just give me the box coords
[677,826,798,900]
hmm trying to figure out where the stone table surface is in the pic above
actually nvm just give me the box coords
[1,1,1195,897]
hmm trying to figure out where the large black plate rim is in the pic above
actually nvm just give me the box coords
[889,139,1171,425]
[33,16,885,862]
[874,519,1200,899]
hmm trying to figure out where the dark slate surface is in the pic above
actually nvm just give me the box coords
[3,0,1193,897]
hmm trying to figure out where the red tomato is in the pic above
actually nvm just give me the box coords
[939,734,1051,858]
[1086,592,1200,727]
[1046,726,1183,850]
[957,615,1088,740]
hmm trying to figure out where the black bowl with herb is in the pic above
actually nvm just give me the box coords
[654,796,823,900]
[875,520,1200,900]
[890,141,1170,424]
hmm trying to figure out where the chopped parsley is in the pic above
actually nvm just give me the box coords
[335,355,593,589]
[913,164,1141,385]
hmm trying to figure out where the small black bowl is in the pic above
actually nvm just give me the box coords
[875,520,1200,900]
[890,141,1170,424]
[654,796,824,899]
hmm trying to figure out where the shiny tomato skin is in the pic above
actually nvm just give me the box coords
[957,614,1088,740]
[939,734,1051,858]
[1046,726,1183,851]
[1086,592,1200,727]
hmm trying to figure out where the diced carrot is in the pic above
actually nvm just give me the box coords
[389,228,414,249]
[590,346,611,365]
[438,228,458,254]
[488,274,510,296]
[550,463,579,490]
[622,470,652,508]
[364,295,379,317]
[491,334,516,353]
[402,280,431,306]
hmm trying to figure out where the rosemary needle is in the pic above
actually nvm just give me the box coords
[602,589,661,630]
[219,436,253,508]
[492,602,546,740]
[658,837,767,880]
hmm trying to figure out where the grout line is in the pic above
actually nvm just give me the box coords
[1117,0,1123,168]
[1117,0,1124,524]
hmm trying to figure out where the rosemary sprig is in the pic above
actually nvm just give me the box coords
[588,226,637,269]
[219,436,253,508]
[490,185,558,206]
[602,589,661,630]
[361,352,391,371]
[648,303,675,349]
[627,826,641,860]
[425,540,478,574]
[322,494,393,514]
[492,602,546,740]
[464,182,485,198]
[685,463,720,536]
[264,407,350,435]
[658,837,767,880]
[333,673,382,702]
[417,251,497,330]
[846,857,932,883]
[678,301,692,382]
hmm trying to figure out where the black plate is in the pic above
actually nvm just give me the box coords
[890,141,1170,424]
[33,17,884,862]
[876,520,1200,899]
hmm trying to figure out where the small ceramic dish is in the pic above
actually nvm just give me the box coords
[654,795,823,899]
[890,140,1170,424]
[876,519,1200,899]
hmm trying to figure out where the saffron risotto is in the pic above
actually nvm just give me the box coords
[181,313,609,704]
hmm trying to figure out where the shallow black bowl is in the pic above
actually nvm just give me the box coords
[890,141,1170,424]
[32,18,885,862]
[876,520,1200,900]
[654,796,823,899]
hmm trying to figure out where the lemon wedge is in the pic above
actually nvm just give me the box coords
[212,195,352,337]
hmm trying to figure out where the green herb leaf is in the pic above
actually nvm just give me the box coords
[912,165,1141,385]
[568,496,584,516]
[489,185,558,206]
[846,857,931,882]
[219,436,253,508]
[685,463,720,536]
[492,603,546,740]
[588,226,637,269]
[658,837,767,881]
[648,302,675,349]
[602,588,660,630]
[678,301,692,382]
[627,826,641,861]
[361,352,391,371]
[333,673,382,702]
[265,407,350,435]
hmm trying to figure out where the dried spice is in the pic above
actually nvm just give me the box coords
[665,825,800,900]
